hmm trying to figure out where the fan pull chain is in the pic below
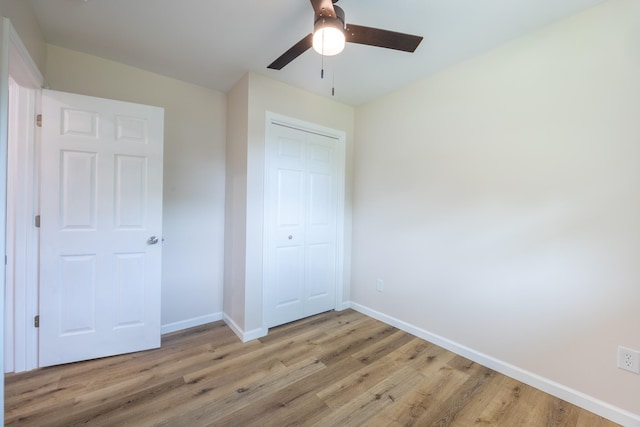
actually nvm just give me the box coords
[317,21,335,96]
[332,71,335,96]
[320,24,325,79]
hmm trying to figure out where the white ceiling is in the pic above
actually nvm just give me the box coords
[27,0,605,106]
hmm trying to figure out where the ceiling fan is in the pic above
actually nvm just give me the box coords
[267,0,424,70]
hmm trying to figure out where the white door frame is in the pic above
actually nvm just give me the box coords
[5,78,40,373]
[1,16,43,424]
[262,112,347,331]
[1,17,44,376]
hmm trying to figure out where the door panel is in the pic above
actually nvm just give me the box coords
[39,89,163,367]
[60,151,97,228]
[307,243,332,298]
[274,245,305,321]
[277,168,304,227]
[60,255,96,334]
[113,252,146,327]
[114,156,147,228]
[265,122,339,328]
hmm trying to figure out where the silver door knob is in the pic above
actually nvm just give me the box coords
[147,236,159,245]
[288,235,293,240]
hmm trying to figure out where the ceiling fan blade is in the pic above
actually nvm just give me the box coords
[310,0,336,18]
[267,33,314,70]
[345,24,423,52]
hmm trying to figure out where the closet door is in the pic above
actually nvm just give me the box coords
[264,121,339,328]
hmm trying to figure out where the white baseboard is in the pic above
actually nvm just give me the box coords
[242,327,268,342]
[336,300,351,311]
[161,312,223,335]
[222,313,267,343]
[350,302,640,427]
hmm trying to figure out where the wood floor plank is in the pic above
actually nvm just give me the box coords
[255,327,328,368]
[315,337,449,410]
[257,309,361,345]
[417,363,497,425]
[312,365,428,427]
[155,357,326,427]
[4,373,62,411]
[210,357,367,427]
[349,329,416,365]
[207,375,331,427]
[83,358,288,427]
[4,309,621,427]
[448,374,514,425]
[373,359,470,425]
[315,320,397,366]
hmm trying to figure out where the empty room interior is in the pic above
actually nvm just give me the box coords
[1,0,639,425]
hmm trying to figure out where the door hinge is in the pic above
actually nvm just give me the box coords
[34,315,40,328]
[36,114,42,127]
[35,215,41,228]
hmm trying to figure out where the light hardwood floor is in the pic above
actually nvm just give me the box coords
[5,309,619,426]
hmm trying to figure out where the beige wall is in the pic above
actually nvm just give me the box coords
[224,72,354,336]
[46,45,227,329]
[352,0,640,420]
[0,0,46,73]
[224,74,249,330]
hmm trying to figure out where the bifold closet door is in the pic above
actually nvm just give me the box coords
[264,122,339,328]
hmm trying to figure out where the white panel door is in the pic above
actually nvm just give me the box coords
[265,122,339,328]
[39,89,164,367]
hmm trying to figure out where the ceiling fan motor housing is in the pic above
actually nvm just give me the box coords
[315,5,345,30]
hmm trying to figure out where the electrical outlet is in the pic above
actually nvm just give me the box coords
[376,278,384,292]
[617,346,640,374]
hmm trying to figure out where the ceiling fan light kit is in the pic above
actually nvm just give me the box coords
[313,19,346,56]
[312,4,346,56]
[267,0,424,71]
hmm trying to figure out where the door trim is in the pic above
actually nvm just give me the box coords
[262,112,347,331]
[2,17,44,376]
[5,79,40,373]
